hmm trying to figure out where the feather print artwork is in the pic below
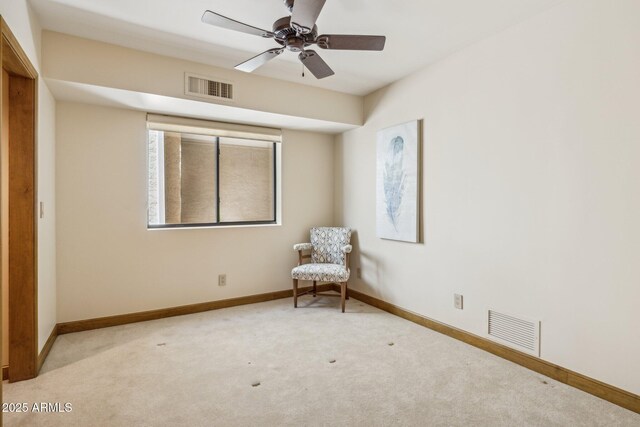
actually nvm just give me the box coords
[376,119,420,242]
[383,136,405,230]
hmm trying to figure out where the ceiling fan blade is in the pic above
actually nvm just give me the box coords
[235,48,284,73]
[299,50,334,79]
[202,10,274,38]
[316,34,386,51]
[291,0,326,34]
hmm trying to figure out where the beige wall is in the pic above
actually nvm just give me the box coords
[42,32,363,127]
[56,102,334,322]
[0,0,58,353]
[38,81,58,352]
[335,0,640,394]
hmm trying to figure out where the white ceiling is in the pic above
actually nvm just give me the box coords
[30,0,563,96]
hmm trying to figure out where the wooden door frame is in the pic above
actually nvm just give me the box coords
[0,16,39,383]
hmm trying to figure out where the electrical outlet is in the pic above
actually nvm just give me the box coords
[356,267,362,279]
[218,274,227,287]
[454,294,463,310]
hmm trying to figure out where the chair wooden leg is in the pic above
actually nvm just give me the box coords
[313,280,317,297]
[345,283,349,300]
[293,279,298,308]
[340,282,346,313]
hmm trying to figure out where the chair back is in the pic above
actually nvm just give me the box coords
[310,227,352,265]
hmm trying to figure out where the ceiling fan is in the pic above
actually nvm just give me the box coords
[201,0,386,79]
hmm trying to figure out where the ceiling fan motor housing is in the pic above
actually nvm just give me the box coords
[272,16,317,51]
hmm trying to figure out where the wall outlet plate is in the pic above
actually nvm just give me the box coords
[356,267,362,279]
[454,294,463,310]
[218,274,227,286]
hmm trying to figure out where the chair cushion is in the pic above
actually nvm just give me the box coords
[291,263,350,282]
[310,227,352,265]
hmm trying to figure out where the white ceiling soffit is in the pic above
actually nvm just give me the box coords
[45,79,358,134]
[32,0,563,96]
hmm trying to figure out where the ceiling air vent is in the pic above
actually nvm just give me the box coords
[185,73,234,101]
[488,310,540,356]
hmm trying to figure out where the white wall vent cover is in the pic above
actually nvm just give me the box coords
[185,73,233,101]
[488,310,540,356]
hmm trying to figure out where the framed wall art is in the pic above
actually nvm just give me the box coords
[376,120,421,243]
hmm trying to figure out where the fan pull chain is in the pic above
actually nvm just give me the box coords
[302,63,305,78]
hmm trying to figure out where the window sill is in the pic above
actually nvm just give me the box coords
[147,222,281,231]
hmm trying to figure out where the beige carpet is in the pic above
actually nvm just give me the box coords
[3,295,639,426]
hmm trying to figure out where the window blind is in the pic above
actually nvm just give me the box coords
[146,114,282,143]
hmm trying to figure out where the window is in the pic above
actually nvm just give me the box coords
[147,115,280,228]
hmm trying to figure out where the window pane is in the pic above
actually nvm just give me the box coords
[219,138,274,222]
[163,132,183,223]
[147,130,218,225]
[147,129,277,227]
[147,130,161,225]
[179,136,217,223]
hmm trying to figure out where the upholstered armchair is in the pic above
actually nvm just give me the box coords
[291,227,352,312]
